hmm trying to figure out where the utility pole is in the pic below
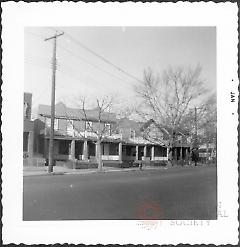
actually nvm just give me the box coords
[45,31,64,173]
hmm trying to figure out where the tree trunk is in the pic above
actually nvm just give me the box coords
[96,139,103,171]
[206,143,209,164]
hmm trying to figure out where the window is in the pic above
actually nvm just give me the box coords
[67,120,74,133]
[104,123,111,135]
[46,118,59,130]
[130,130,135,138]
[85,121,93,131]
[177,135,182,141]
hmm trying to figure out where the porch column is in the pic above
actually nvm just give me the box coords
[28,131,34,158]
[135,145,139,161]
[185,148,188,159]
[118,142,122,162]
[83,140,88,161]
[179,147,182,160]
[186,148,190,165]
[70,139,75,160]
[143,146,147,160]
[151,146,155,161]
[166,147,169,160]
[95,142,98,161]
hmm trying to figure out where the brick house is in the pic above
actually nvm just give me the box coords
[34,102,170,167]
[23,93,34,159]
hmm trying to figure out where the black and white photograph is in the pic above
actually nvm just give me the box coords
[2,2,238,245]
[23,26,217,221]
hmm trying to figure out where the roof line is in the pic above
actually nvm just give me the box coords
[39,114,116,123]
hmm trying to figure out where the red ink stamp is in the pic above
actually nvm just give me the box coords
[136,200,163,230]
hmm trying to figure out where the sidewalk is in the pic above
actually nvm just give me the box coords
[23,165,168,177]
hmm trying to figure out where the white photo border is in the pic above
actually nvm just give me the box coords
[2,2,239,245]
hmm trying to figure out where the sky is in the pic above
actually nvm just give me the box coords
[24,26,216,115]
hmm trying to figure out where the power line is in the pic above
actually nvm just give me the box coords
[48,27,143,84]
[57,63,105,92]
[57,44,130,84]
[25,53,108,93]
[65,33,143,83]
[26,29,132,85]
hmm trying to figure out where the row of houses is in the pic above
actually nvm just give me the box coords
[23,93,192,168]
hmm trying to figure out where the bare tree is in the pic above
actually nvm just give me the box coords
[63,96,115,171]
[180,92,216,144]
[134,65,207,148]
[195,93,217,146]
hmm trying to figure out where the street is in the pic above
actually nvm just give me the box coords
[23,165,217,220]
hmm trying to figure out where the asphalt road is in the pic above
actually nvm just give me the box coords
[23,165,217,220]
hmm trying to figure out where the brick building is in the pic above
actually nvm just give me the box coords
[23,93,34,160]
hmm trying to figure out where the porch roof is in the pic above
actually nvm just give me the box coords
[122,136,169,147]
[41,128,169,146]
[172,143,190,148]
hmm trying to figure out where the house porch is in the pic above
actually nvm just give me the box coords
[40,136,169,168]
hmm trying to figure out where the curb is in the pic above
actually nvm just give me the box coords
[23,166,169,177]
[23,165,214,177]
[23,171,67,177]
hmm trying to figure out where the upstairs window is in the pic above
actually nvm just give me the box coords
[67,120,74,133]
[177,135,183,144]
[46,118,59,130]
[178,135,183,141]
[85,121,93,131]
[104,123,111,135]
[130,130,135,138]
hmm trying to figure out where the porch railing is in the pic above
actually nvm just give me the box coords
[152,157,168,161]
[102,155,120,161]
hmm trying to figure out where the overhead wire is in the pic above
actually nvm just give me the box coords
[26,28,139,108]
[57,44,130,84]
[24,46,104,98]
[26,29,133,85]
[64,33,143,83]
[48,27,143,84]
[57,63,106,92]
